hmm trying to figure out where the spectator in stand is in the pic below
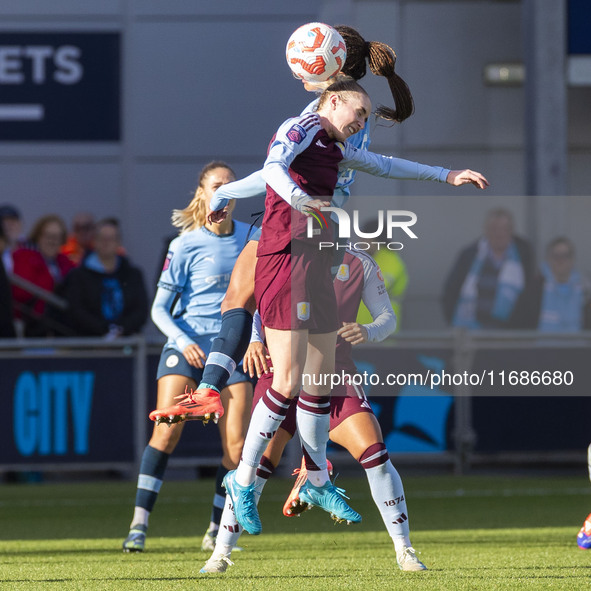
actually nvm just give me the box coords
[0,223,16,338]
[0,204,25,274]
[355,218,408,332]
[64,218,148,337]
[61,211,96,266]
[12,214,75,337]
[442,208,534,329]
[516,237,591,331]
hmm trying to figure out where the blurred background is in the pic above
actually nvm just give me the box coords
[0,0,589,329]
[1,0,591,477]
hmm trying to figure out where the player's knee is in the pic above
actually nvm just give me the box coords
[150,424,183,453]
[357,442,389,468]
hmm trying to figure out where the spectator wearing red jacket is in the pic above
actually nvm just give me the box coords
[12,214,75,336]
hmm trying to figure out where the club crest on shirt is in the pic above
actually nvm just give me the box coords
[287,124,306,144]
[336,264,350,282]
[297,301,310,321]
[162,252,173,272]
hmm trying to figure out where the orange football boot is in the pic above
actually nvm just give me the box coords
[283,456,334,517]
[149,386,224,425]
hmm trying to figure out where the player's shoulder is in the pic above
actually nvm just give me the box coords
[345,248,383,283]
[172,228,213,253]
[166,234,183,252]
[300,97,320,116]
[276,112,321,145]
[345,247,379,271]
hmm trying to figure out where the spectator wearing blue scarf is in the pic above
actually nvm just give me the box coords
[64,218,148,337]
[442,208,534,329]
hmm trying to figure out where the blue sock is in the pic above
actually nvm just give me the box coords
[135,445,169,511]
[198,308,253,392]
[210,465,229,529]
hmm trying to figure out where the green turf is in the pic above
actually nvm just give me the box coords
[1,473,590,589]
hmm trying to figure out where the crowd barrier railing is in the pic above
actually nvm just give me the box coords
[1,331,589,476]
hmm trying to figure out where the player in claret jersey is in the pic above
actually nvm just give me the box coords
[216,78,487,538]
[150,25,416,428]
[200,247,426,573]
[150,32,487,539]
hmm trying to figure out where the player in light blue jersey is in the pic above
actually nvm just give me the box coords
[123,161,254,553]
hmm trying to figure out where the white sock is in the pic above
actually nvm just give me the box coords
[296,392,330,486]
[213,475,268,557]
[235,389,292,486]
[359,442,411,552]
[131,507,149,528]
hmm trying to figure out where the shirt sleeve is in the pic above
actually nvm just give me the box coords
[210,170,267,212]
[300,97,320,115]
[250,309,265,343]
[150,286,196,351]
[261,114,321,211]
[360,257,397,342]
[152,237,196,351]
[339,143,450,183]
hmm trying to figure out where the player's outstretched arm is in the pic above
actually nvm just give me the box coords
[446,169,489,189]
[340,143,490,189]
[207,170,267,223]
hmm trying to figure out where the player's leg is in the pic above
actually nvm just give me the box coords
[197,240,258,392]
[577,443,591,549]
[297,331,335,485]
[202,374,294,573]
[123,372,194,552]
[201,430,294,573]
[225,327,306,535]
[202,378,253,551]
[329,398,426,571]
[296,332,361,524]
[150,241,258,424]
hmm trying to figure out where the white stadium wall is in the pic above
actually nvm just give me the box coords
[1,0,590,332]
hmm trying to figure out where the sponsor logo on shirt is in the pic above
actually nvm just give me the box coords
[297,301,310,321]
[315,139,327,148]
[287,123,306,144]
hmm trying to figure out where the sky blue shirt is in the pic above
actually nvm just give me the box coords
[153,220,250,353]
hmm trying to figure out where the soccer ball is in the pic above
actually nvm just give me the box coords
[286,22,347,84]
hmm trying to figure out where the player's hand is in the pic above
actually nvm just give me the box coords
[446,169,489,189]
[243,341,271,378]
[337,322,369,345]
[182,343,207,368]
[207,207,228,224]
[302,199,331,215]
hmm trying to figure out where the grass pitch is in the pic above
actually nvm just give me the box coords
[1,471,590,590]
